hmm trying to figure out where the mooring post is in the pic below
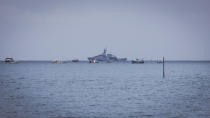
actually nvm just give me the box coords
[163,56,165,78]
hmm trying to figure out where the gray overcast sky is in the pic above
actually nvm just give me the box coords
[0,0,210,60]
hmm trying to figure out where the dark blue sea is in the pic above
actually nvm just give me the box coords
[0,61,210,118]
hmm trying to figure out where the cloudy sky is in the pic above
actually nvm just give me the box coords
[0,0,210,60]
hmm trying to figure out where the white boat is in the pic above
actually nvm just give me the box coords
[5,58,16,63]
[131,59,144,64]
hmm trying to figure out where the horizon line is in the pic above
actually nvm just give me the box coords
[1,59,210,62]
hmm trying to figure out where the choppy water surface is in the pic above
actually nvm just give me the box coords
[0,61,210,118]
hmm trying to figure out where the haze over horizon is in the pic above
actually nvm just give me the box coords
[0,0,210,61]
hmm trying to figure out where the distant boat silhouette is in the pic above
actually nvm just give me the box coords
[89,59,98,63]
[5,58,15,63]
[52,60,64,64]
[72,59,79,62]
[131,59,144,64]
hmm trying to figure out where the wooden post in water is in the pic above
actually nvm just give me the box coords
[163,56,165,78]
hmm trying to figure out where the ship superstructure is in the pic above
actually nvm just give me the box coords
[88,49,127,62]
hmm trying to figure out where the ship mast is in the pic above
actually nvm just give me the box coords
[103,48,107,55]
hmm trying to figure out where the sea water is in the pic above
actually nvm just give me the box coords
[0,61,210,118]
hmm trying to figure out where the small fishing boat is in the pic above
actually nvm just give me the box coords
[52,60,64,64]
[5,58,15,63]
[89,59,98,63]
[131,59,144,64]
[72,59,79,62]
